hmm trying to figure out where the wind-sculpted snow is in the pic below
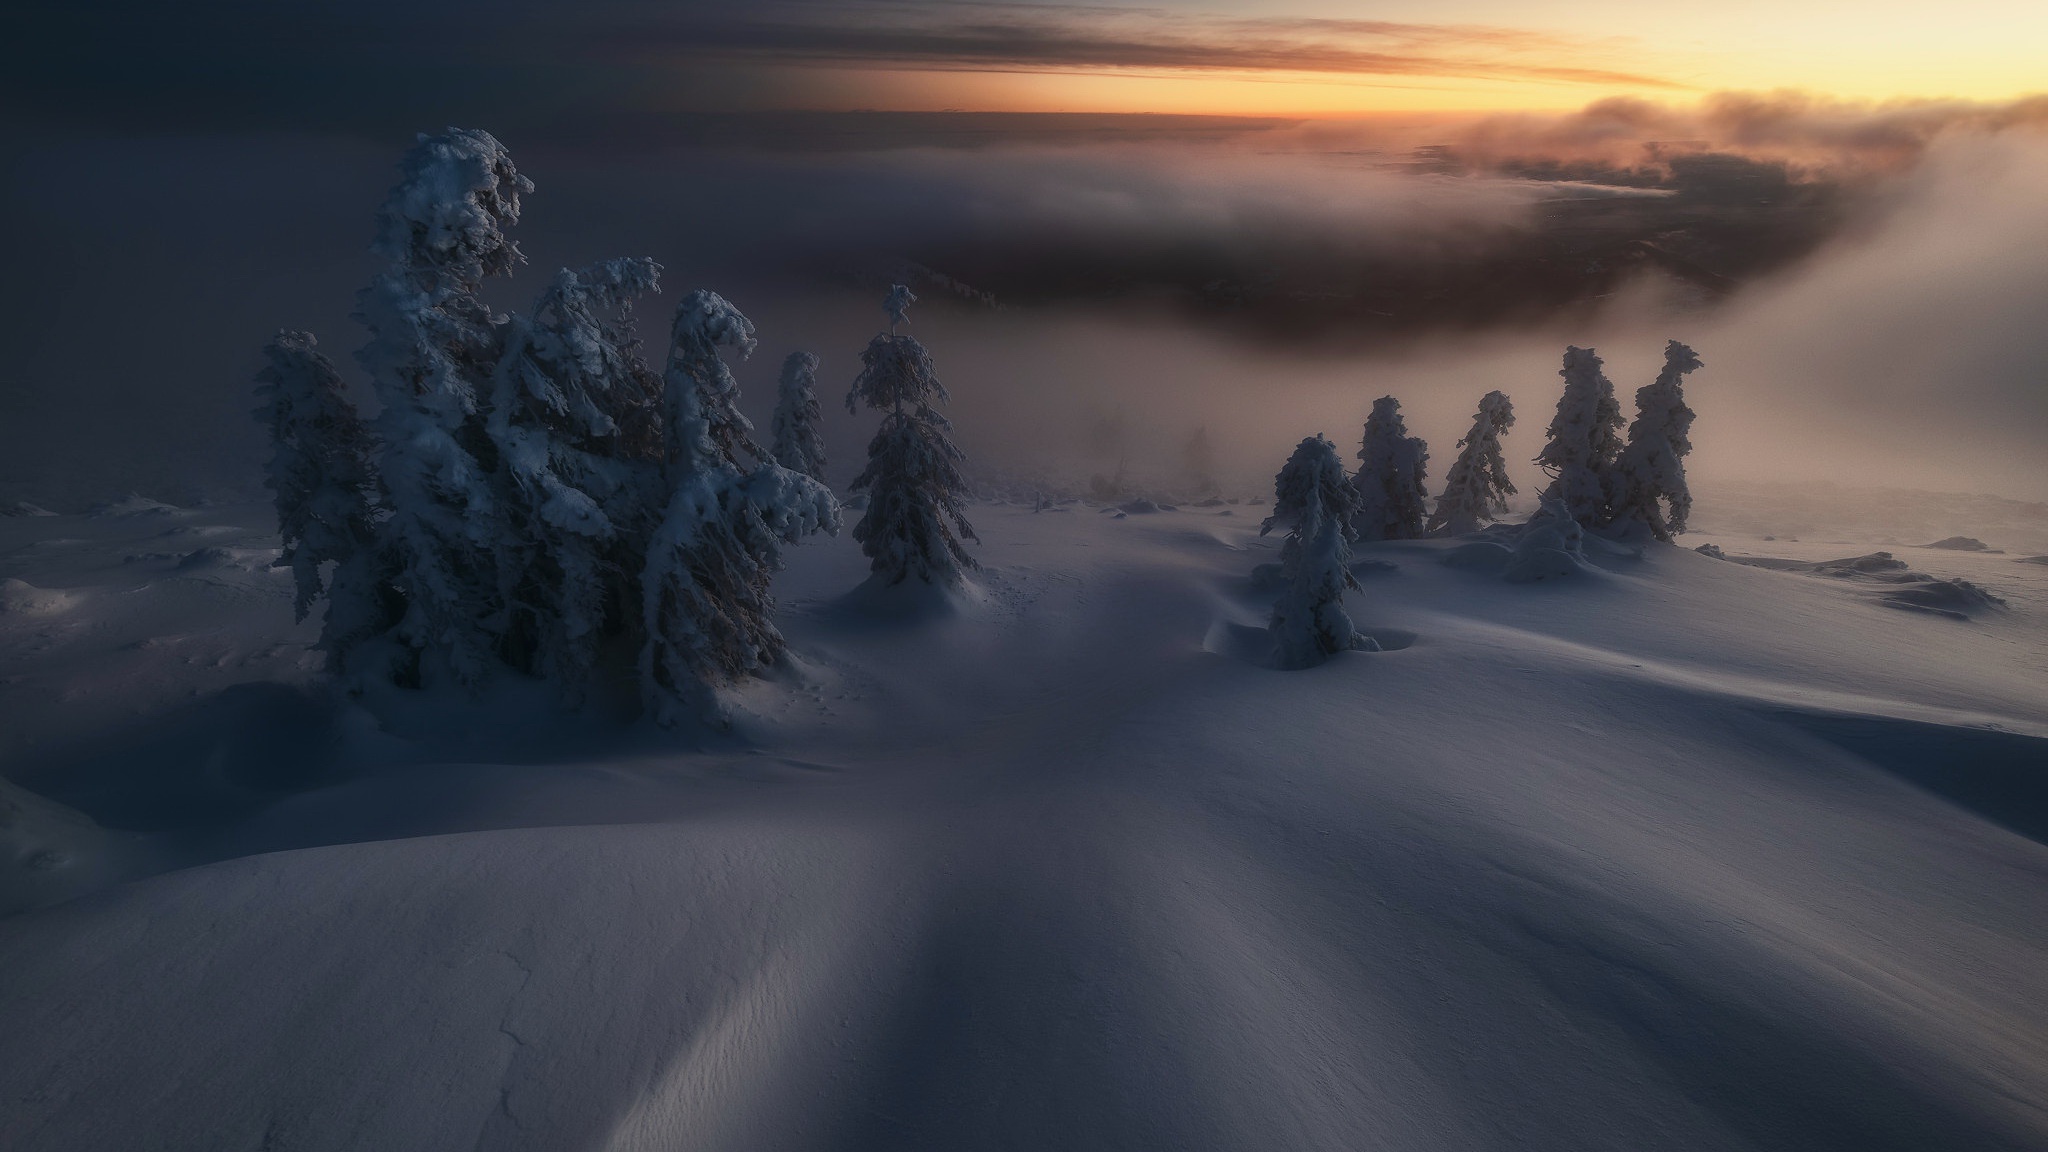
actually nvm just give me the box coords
[2,501,2047,1149]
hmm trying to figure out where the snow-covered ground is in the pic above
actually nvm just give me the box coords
[3,492,2046,1150]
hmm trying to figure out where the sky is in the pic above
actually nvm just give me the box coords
[6,0,2047,131]
[0,1,2044,505]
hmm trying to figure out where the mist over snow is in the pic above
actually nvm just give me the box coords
[1,99,2044,506]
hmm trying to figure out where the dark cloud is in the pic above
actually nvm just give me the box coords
[657,11,1684,90]
[0,1,1679,138]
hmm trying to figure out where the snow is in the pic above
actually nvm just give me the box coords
[2,491,2048,1150]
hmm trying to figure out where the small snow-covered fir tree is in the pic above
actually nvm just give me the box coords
[1262,435,1362,668]
[770,351,830,483]
[254,330,391,669]
[487,257,664,693]
[354,127,532,687]
[1352,396,1429,541]
[640,290,837,723]
[845,285,979,586]
[1608,341,1703,541]
[1427,390,1517,536]
[1535,346,1625,529]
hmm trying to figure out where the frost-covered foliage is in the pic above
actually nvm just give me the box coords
[1352,396,1430,542]
[771,352,830,482]
[1428,390,1517,536]
[1535,346,1625,530]
[354,127,532,687]
[1609,341,1703,542]
[1263,435,1362,668]
[641,290,838,724]
[253,330,391,666]
[845,286,979,586]
[488,257,664,693]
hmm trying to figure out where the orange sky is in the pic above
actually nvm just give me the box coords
[667,1,2048,116]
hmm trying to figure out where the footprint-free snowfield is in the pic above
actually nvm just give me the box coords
[3,498,2046,1151]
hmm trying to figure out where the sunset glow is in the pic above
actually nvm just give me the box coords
[654,0,2048,116]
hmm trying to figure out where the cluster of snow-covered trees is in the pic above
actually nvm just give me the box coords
[258,129,974,721]
[1258,340,1703,665]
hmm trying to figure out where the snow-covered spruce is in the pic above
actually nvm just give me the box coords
[845,286,979,586]
[1427,390,1517,536]
[640,290,837,724]
[1608,341,1704,542]
[1535,346,1625,530]
[1262,435,1363,668]
[253,330,391,669]
[353,127,532,687]
[771,351,830,483]
[1353,396,1430,541]
[487,257,665,694]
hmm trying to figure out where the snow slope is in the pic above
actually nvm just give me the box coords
[2,496,2046,1150]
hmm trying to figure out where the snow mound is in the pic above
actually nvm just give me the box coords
[0,777,119,916]
[2,502,56,518]
[1879,579,2007,620]
[835,572,984,621]
[0,579,78,617]
[1202,619,1384,666]
[2016,555,2048,566]
[1504,514,1592,583]
[1922,536,1996,552]
[89,494,184,518]
[1726,552,2008,619]
[175,546,280,572]
[1442,540,1512,571]
[1117,499,1162,514]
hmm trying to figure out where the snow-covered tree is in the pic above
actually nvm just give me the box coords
[487,257,664,692]
[353,127,531,687]
[845,285,979,586]
[254,330,391,668]
[1352,396,1429,541]
[1534,346,1624,529]
[770,351,830,483]
[1427,390,1517,536]
[1262,435,1362,668]
[640,290,837,723]
[1608,341,1703,541]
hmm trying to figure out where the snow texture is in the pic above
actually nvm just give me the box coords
[845,286,979,587]
[1609,340,1703,541]
[1536,346,1625,529]
[771,351,831,483]
[1352,396,1430,541]
[1263,435,1362,667]
[1427,389,1517,536]
[4,493,2048,1151]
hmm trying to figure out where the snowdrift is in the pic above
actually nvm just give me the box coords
[2,498,2046,1151]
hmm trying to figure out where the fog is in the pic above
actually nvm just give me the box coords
[0,101,2042,510]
